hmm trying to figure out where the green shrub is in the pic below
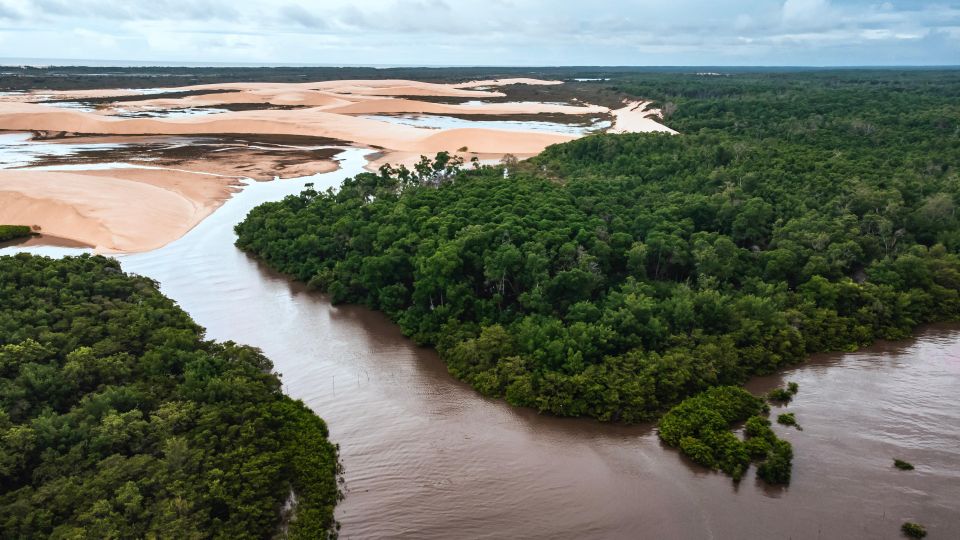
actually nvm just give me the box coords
[744,436,772,458]
[658,386,765,446]
[777,413,802,430]
[901,522,927,538]
[680,436,716,468]
[894,459,915,471]
[767,387,794,403]
[757,439,794,485]
[659,387,792,484]
[745,415,776,440]
[0,225,32,242]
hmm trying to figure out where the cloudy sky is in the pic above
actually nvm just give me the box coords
[0,0,957,66]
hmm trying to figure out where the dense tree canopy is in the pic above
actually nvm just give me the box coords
[0,225,31,243]
[235,70,960,423]
[658,386,793,484]
[0,254,340,539]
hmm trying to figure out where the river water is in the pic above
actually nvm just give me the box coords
[4,148,959,539]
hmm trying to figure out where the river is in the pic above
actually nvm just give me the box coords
[4,148,959,539]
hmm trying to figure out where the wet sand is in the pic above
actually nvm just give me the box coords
[28,134,344,181]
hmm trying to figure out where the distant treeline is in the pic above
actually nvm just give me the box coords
[235,70,960,423]
[0,254,340,538]
[4,64,953,91]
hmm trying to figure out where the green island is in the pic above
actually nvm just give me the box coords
[0,254,340,539]
[894,458,915,471]
[777,413,802,431]
[768,382,800,404]
[658,386,792,483]
[0,225,33,243]
[902,521,928,538]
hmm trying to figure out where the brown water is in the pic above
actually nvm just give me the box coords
[5,149,959,539]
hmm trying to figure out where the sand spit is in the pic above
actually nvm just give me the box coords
[0,79,675,252]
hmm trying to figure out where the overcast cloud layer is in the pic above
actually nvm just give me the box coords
[0,0,957,66]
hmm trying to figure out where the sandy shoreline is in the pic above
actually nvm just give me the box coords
[0,167,242,252]
[0,78,674,252]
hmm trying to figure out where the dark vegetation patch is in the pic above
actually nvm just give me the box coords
[894,459,915,471]
[767,383,799,404]
[18,135,346,171]
[901,522,927,538]
[111,104,310,118]
[0,65,712,92]
[0,225,33,243]
[776,413,801,430]
[398,81,631,109]
[40,88,241,105]
[0,254,341,538]
[658,386,792,483]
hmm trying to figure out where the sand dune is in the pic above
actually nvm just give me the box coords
[608,101,678,135]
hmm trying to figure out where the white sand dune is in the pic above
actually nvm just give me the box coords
[608,101,678,135]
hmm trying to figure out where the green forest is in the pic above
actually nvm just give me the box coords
[0,254,340,539]
[0,225,32,243]
[235,70,960,426]
[658,386,792,484]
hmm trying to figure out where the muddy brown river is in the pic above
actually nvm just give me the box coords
[5,149,959,539]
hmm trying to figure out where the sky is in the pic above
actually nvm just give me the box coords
[0,0,957,66]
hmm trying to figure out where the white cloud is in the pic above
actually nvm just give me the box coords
[0,0,955,65]
[782,0,832,23]
[71,27,117,48]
